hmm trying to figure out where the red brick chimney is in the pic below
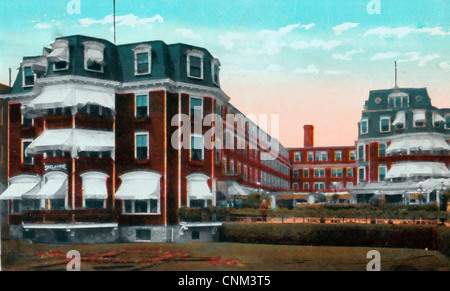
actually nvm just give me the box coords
[303,125,314,147]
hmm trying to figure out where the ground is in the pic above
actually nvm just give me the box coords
[1,239,449,271]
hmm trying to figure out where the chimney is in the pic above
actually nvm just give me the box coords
[303,125,314,147]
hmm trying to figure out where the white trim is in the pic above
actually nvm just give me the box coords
[360,118,369,134]
[186,50,204,80]
[133,44,152,76]
[21,64,36,88]
[135,93,150,118]
[190,133,204,161]
[49,39,70,71]
[23,223,118,229]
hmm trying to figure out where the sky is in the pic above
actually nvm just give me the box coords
[0,0,449,148]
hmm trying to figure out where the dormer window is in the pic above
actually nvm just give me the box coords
[133,44,151,75]
[211,58,220,86]
[21,60,37,88]
[47,39,69,71]
[187,49,204,79]
[83,41,105,73]
[379,116,391,133]
[388,92,409,108]
[413,110,426,128]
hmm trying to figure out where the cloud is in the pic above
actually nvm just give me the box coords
[333,22,359,35]
[262,64,281,72]
[174,28,201,40]
[439,61,450,70]
[34,20,61,30]
[293,65,319,74]
[219,32,246,50]
[370,52,401,61]
[79,14,163,30]
[290,39,341,51]
[364,26,450,38]
[323,70,349,75]
[332,49,364,61]
[398,52,440,67]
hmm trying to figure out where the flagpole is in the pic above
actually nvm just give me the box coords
[113,0,116,44]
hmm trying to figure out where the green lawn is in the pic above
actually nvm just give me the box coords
[2,239,449,271]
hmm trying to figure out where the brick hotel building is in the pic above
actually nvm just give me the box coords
[0,35,290,243]
[0,35,449,244]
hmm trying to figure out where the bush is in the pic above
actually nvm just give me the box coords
[220,223,443,252]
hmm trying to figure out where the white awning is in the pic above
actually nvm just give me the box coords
[82,172,109,200]
[27,84,115,111]
[386,162,450,180]
[25,128,114,157]
[0,175,41,200]
[227,182,247,196]
[27,172,67,200]
[86,48,104,64]
[47,47,69,63]
[392,111,405,126]
[433,112,446,124]
[31,56,49,74]
[115,171,161,200]
[386,135,450,155]
[413,110,426,123]
[187,173,213,200]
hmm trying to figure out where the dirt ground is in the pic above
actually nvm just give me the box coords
[1,239,449,271]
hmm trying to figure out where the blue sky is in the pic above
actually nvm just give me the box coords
[1,0,449,147]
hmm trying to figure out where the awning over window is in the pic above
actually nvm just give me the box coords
[86,48,104,64]
[81,171,109,200]
[25,128,115,157]
[433,112,446,123]
[28,172,67,200]
[187,173,213,200]
[392,111,405,126]
[31,56,49,74]
[386,162,450,180]
[27,84,115,112]
[47,47,69,63]
[0,175,41,200]
[413,110,426,123]
[227,182,247,196]
[386,135,450,155]
[115,171,161,200]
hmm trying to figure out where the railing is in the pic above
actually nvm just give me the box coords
[20,209,120,224]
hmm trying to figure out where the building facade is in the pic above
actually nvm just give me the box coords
[286,125,357,207]
[0,35,290,243]
[353,86,450,205]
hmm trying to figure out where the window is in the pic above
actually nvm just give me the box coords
[211,58,220,85]
[380,116,391,133]
[350,150,356,161]
[133,44,151,75]
[83,41,105,72]
[346,182,354,189]
[314,182,325,191]
[190,97,203,120]
[22,139,33,165]
[358,167,365,183]
[294,152,301,162]
[446,115,450,129]
[293,170,298,178]
[379,166,387,182]
[314,169,325,178]
[191,134,204,161]
[135,132,149,160]
[230,159,235,175]
[347,168,353,177]
[332,168,343,177]
[307,152,314,162]
[48,39,70,71]
[22,114,33,126]
[360,118,368,134]
[124,199,158,214]
[243,165,248,181]
[22,66,35,87]
[413,110,426,128]
[379,143,386,157]
[315,151,327,162]
[358,145,365,161]
[85,199,104,209]
[303,182,309,190]
[135,94,149,118]
[187,50,204,79]
[192,230,200,240]
[136,229,151,241]
[293,183,299,190]
[393,111,406,129]
[335,151,342,161]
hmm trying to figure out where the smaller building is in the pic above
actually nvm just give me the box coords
[286,125,357,207]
